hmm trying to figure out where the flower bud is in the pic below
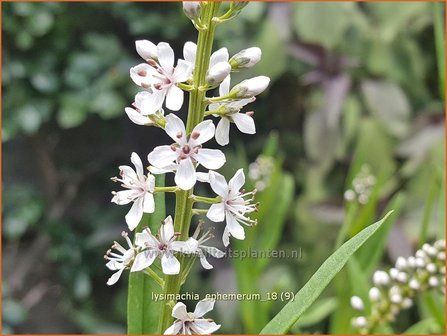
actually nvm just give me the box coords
[428,276,439,287]
[409,279,420,290]
[395,257,407,270]
[183,1,201,21]
[396,272,408,283]
[426,263,437,273]
[373,270,390,286]
[401,298,413,309]
[435,239,445,250]
[229,47,262,69]
[350,296,364,311]
[230,76,270,98]
[389,268,399,279]
[352,316,368,328]
[206,62,231,86]
[369,287,381,301]
[135,40,158,61]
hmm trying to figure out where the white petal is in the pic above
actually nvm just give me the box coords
[107,268,125,286]
[111,189,137,205]
[150,164,178,174]
[164,321,183,335]
[131,152,144,178]
[208,171,228,197]
[131,251,157,272]
[160,215,175,243]
[148,145,178,168]
[222,227,230,247]
[226,213,245,240]
[210,48,229,68]
[201,246,225,258]
[219,75,231,96]
[183,41,197,65]
[158,42,175,73]
[173,59,193,83]
[146,174,155,192]
[206,62,231,86]
[106,260,120,271]
[130,63,156,87]
[206,203,225,222]
[175,158,196,190]
[135,40,157,60]
[134,91,153,108]
[194,299,215,317]
[161,254,180,275]
[232,113,256,134]
[228,168,245,192]
[170,241,190,254]
[192,320,221,334]
[171,302,189,320]
[135,229,159,248]
[140,90,166,115]
[181,237,199,253]
[196,172,210,183]
[199,254,213,269]
[143,192,155,213]
[194,149,225,170]
[125,198,144,231]
[215,117,230,146]
[165,113,187,143]
[125,107,151,126]
[190,119,215,146]
[166,85,184,111]
[119,165,138,184]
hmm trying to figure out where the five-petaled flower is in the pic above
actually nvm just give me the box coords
[105,231,137,286]
[125,91,165,126]
[111,152,155,231]
[148,113,226,190]
[164,299,221,335]
[207,169,257,246]
[131,42,193,114]
[132,215,188,275]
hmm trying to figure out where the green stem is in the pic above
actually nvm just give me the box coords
[157,2,221,333]
[193,195,221,204]
[154,186,178,193]
[143,268,165,289]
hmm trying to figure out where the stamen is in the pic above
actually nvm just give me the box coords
[246,111,254,117]
[137,69,147,77]
[191,131,200,140]
[176,131,183,139]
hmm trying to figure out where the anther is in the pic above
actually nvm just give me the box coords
[246,111,254,117]
[176,131,183,139]
[191,131,200,140]
[137,69,147,76]
[182,145,191,154]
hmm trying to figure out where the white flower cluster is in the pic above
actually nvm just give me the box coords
[105,2,270,334]
[344,165,376,205]
[351,240,446,333]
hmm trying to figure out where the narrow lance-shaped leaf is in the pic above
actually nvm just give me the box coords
[260,211,393,334]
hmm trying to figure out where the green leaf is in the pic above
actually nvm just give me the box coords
[127,175,165,334]
[403,318,440,334]
[293,297,337,329]
[260,212,393,334]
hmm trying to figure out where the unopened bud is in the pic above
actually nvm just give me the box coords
[373,270,390,286]
[230,76,270,98]
[229,47,262,69]
[352,316,368,328]
[206,62,231,86]
[395,257,407,270]
[409,279,420,290]
[428,276,439,287]
[350,296,364,311]
[135,40,158,61]
[401,298,413,309]
[369,287,381,301]
[183,1,201,21]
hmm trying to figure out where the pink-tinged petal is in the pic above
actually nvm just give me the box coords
[160,215,174,243]
[135,40,157,60]
[161,253,180,275]
[118,165,138,184]
[166,85,184,111]
[215,117,230,146]
[131,152,144,178]
[231,112,256,134]
[125,197,144,231]
[190,119,215,146]
[125,107,151,126]
[228,168,245,192]
[164,321,183,335]
[135,229,159,248]
[198,253,213,269]
[219,75,231,96]
[210,47,229,68]
[157,42,175,73]
[140,90,166,115]
[173,59,193,83]
[143,192,155,213]
[175,158,196,190]
[148,145,178,168]
[208,171,228,197]
[222,227,230,247]
[130,250,157,272]
[107,268,124,286]
[206,203,225,222]
[111,189,137,205]
[194,149,226,170]
[194,299,215,317]
[226,213,245,240]
[165,113,187,144]
[171,302,189,320]
[192,320,221,334]
[130,63,156,87]
[183,41,197,65]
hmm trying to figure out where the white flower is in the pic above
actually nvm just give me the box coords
[164,299,220,335]
[132,215,187,275]
[111,152,155,231]
[209,76,256,146]
[206,169,257,246]
[183,41,230,85]
[135,40,158,61]
[125,91,165,126]
[184,224,225,269]
[230,75,270,98]
[229,47,262,69]
[130,42,193,113]
[104,232,137,286]
[148,114,225,190]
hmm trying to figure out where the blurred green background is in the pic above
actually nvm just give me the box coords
[2,2,445,334]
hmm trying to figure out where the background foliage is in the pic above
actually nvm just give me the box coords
[2,2,445,333]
